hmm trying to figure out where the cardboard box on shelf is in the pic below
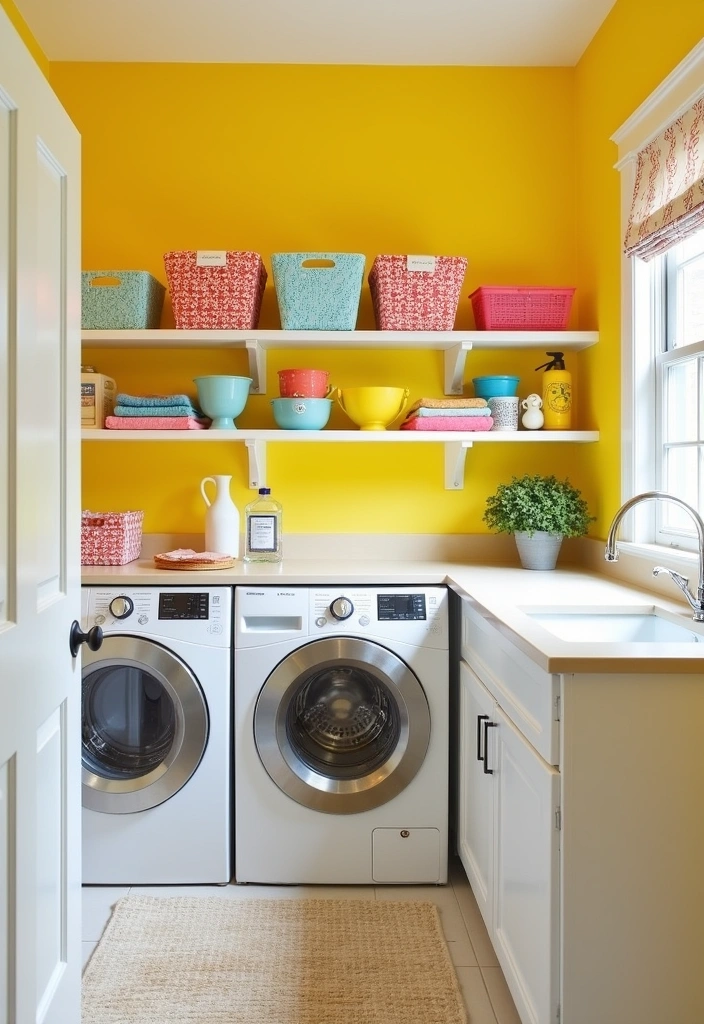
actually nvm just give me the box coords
[81,371,116,429]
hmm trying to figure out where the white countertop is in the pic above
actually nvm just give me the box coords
[81,557,704,674]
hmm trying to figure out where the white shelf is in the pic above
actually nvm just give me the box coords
[81,428,600,490]
[81,329,599,396]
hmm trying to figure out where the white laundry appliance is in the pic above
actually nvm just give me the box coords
[81,586,232,885]
[234,585,449,884]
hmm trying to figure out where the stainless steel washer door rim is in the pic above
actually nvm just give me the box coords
[254,637,431,814]
[82,635,208,814]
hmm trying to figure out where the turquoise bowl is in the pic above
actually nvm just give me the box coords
[472,375,520,399]
[193,375,252,429]
[271,397,332,430]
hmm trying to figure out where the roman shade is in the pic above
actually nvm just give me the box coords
[624,95,704,261]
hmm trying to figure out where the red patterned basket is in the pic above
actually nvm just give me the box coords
[470,287,575,330]
[368,255,468,331]
[163,250,267,330]
[81,511,144,566]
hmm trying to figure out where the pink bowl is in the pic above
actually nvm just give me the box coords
[278,368,330,398]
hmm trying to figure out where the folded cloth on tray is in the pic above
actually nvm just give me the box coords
[114,404,203,418]
[116,393,199,408]
[400,416,494,431]
[105,415,210,430]
[407,397,488,413]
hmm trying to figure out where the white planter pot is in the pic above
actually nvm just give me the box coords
[514,531,563,571]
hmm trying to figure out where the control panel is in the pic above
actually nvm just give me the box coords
[82,587,232,646]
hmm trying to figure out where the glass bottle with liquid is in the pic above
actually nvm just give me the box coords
[244,487,283,563]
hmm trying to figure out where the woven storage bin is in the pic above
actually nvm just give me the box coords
[81,271,165,330]
[470,287,575,330]
[369,255,468,331]
[164,250,267,330]
[81,510,144,566]
[271,252,365,330]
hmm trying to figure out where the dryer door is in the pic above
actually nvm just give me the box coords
[254,637,430,814]
[81,635,208,813]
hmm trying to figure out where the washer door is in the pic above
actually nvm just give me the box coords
[82,635,208,814]
[254,637,430,814]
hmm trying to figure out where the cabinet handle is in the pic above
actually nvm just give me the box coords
[482,720,498,774]
[476,714,489,761]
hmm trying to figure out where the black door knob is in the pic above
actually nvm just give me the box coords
[69,621,103,659]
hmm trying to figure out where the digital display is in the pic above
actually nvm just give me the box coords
[158,593,209,620]
[377,594,426,621]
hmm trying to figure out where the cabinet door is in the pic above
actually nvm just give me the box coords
[492,703,560,1024]
[457,660,495,930]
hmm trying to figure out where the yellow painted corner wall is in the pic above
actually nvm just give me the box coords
[0,0,49,78]
[52,60,584,536]
[574,0,704,536]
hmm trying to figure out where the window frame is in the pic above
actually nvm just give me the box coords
[612,40,704,568]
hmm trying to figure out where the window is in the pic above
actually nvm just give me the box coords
[654,233,704,548]
[613,40,704,559]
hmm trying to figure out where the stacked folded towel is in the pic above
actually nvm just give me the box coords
[106,393,209,430]
[400,397,493,431]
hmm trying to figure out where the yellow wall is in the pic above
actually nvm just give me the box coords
[575,0,704,534]
[0,0,49,78]
[53,61,583,535]
[48,1,704,538]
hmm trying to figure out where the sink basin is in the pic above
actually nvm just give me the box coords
[524,608,704,643]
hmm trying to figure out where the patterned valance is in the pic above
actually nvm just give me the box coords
[624,96,704,261]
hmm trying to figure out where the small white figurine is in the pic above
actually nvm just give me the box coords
[521,393,544,430]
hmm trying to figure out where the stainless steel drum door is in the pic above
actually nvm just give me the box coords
[254,637,431,814]
[82,635,208,813]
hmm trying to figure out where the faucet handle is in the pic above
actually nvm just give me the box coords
[653,565,689,588]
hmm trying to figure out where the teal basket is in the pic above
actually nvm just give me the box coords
[82,271,165,330]
[271,253,365,331]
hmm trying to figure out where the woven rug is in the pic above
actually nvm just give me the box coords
[82,895,467,1024]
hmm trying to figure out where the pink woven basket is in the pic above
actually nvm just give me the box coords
[164,251,267,330]
[470,287,575,331]
[369,255,468,331]
[81,511,144,566]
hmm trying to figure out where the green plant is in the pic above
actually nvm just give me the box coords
[483,474,594,538]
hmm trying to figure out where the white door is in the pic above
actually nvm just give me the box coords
[493,703,560,1024]
[0,10,82,1024]
[457,660,495,929]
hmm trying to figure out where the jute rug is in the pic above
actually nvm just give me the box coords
[82,895,467,1024]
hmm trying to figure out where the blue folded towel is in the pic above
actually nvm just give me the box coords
[116,393,198,409]
[114,404,203,418]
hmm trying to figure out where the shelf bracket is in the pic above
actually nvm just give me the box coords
[444,341,473,395]
[245,340,266,395]
[444,440,473,490]
[244,438,267,489]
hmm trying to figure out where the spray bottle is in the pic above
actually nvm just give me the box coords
[534,351,572,429]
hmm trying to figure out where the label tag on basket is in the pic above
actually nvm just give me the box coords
[196,250,228,267]
[406,255,436,273]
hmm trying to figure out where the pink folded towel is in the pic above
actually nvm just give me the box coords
[400,416,494,431]
[105,416,210,430]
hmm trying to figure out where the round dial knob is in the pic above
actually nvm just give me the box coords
[109,595,134,620]
[330,597,354,621]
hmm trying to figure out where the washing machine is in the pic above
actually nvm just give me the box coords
[81,586,232,885]
[234,585,449,884]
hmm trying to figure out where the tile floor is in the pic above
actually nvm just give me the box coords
[82,854,521,1024]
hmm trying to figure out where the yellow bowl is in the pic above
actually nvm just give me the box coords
[337,386,410,431]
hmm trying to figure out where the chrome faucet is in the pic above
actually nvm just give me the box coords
[604,490,704,622]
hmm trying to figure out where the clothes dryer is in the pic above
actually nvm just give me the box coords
[81,586,232,884]
[234,586,448,884]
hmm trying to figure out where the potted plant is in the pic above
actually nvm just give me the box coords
[483,473,594,570]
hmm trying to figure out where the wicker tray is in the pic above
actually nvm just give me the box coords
[153,548,235,571]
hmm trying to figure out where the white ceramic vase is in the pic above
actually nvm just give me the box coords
[514,530,563,570]
[200,475,240,557]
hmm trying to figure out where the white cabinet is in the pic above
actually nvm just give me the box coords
[456,594,704,1024]
[458,660,560,1024]
[80,329,600,490]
